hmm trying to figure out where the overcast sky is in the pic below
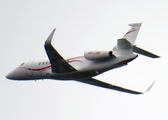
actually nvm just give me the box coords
[1,0,168,120]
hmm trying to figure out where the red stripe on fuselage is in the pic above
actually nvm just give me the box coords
[19,56,84,71]
[19,65,51,71]
[67,60,83,63]
[66,56,84,61]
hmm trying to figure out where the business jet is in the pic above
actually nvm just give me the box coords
[6,23,160,94]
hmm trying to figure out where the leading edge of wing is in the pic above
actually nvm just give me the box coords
[75,78,155,95]
[44,28,77,73]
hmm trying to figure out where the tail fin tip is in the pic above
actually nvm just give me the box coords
[128,23,142,26]
[123,23,142,44]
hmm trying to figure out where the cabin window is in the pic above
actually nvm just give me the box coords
[42,62,44,65]
[39,62,41,65]
[46,62,48,64]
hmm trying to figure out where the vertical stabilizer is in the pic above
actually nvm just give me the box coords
[123,23,142,44]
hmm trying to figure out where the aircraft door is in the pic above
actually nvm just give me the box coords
[26,61,33,76]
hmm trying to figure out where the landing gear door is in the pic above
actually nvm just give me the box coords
[26,61,33,76]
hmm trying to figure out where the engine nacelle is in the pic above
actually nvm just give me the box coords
[84,51,113,60]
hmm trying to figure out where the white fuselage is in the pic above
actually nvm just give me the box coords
[6,51,137,81]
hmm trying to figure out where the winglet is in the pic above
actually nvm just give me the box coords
[45,28,56,45]
[144,81,156,93]
[44,28,77,73]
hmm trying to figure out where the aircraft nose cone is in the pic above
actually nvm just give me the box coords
[6,68,24,80]
[6,70,18,80]
[6,72,13,79]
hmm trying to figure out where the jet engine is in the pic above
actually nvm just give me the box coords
[84,51,114,60]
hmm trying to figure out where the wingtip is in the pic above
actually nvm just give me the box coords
[131,81,156,95]
[155,56,161,58]
[51,28,56,35]
[144,81,156,93]
[45,28,56,45]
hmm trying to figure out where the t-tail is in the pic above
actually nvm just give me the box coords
[120,23,160,58]
[123,23,142,44]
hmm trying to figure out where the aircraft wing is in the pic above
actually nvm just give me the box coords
[44,29,77,73]
[76,78,155,94]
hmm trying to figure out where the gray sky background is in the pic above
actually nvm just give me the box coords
[1,0,168,120]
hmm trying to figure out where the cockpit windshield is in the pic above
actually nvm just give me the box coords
[20,63,25,66]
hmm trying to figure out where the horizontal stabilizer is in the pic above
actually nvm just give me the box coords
[133,46,160,58]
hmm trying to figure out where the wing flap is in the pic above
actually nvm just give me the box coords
[44,29,77,73]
